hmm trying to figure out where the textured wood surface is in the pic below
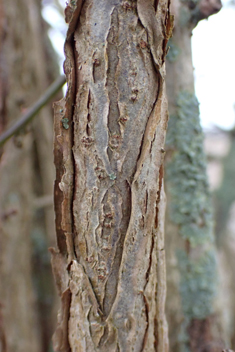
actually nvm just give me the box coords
[52,1,172,350]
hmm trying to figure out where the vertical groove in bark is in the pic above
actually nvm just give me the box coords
[165,0,224,350]
[52,0,173,350]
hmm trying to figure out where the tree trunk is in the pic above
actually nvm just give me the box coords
[52,0,172,350]
[165,0,225,351]
[0,0,60,351]
[214,133,235,349]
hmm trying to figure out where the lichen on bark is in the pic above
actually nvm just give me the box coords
[166,92,214,248]
[165,0,224,348]
[52,0,172,351]
[165,91,219,349]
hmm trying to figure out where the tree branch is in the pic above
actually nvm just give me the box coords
[0,74,66,147]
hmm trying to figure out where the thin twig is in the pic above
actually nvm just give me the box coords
[33,195,53,209]
[0,74,66,148]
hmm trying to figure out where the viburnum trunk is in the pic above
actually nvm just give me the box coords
[52,0,173,351]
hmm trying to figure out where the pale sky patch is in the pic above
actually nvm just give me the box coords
[192,1,235,129]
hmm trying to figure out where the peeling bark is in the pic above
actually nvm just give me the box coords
[52,0,172,350]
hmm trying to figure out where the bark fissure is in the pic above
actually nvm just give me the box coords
[142,293,150,351]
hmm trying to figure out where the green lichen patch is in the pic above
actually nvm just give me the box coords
[166,91,213,247]
[179,7,191,27]
[166,38,181,63]
[177,249,217,319]
[61,117,70,130]
[109,173,117,180]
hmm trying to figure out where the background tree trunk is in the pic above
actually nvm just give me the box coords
[164,0,225,351]
[52,0,172,350]
[214,131,235,349]
[0,0,60,350]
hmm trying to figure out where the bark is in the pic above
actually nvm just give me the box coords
[52,0,172,351]
[0,0,60,351]
[0,2,41,350]
[215,133,235,246]
[164,0,225,351]
[214,133,235,349]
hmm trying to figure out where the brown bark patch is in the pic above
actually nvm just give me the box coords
[188,316,225,352]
